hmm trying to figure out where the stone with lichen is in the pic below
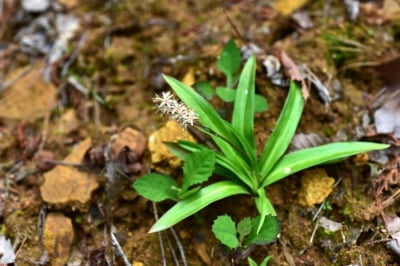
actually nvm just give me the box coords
[298,168,335,206]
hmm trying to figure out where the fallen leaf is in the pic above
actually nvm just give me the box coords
[279,51,309,100]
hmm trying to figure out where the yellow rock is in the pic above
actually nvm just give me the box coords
[182,67,195,87]
[298,168,334,207]
[274,0,309,16]
[148,121,195,174]
[43,213,74,265]
[40,138,99,207]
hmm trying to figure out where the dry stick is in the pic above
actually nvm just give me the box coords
[110,228,130,266]
[222,8,245,42]
[61,31,89,77]
[312,177,342,221]
[170,227,188,266]
[152,202,167,266]
[166,232,180,266]
[0,65,32,93]
[382,188,400,209]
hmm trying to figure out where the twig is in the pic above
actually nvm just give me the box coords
[67,76,90,95]
[110,227,130,266]
[170,227,187,266]
[43,159,82,168]
[61,31,89,77]
[312,177,342,221]
[166,232,179,266]
[222,8,245,42]
[0,65,32,93]
[309,219,319,244]
[152,202,167,266]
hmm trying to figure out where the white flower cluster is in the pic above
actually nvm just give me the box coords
[153,91,199,129]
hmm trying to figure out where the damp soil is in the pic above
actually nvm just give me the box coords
[1,0,400,265]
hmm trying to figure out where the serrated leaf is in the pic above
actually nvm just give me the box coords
[194,81,214,100]
[216,87,236,102]
[212,215,239,249]
[245,215,280,246]
[217,40,241,76]
[237,217,252,243]
[149,181,250,233]
[261,142,389,187]
[254,94,268,112]
[133,174,178,202]
[182,150,216,192]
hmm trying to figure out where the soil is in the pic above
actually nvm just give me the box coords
[1,0,400,265]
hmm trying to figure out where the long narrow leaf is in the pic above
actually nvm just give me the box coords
[163,75,241,149]
[254,188,276,234]
[261,142,389,187]
[259,81,304,178]
[232,56,256,151]
[149,181,250,233]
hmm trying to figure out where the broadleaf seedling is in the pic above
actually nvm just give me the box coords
[133,149,216,201]
[212,214,279,264]
[194,39,268,112]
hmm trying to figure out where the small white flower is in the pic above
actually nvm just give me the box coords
[153,91,198,129]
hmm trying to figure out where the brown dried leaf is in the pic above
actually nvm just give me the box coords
[279,51,309,100]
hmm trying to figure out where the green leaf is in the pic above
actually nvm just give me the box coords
[254,188,276,234]
[163,75,241,150]
[248,256,272,266]
[237,217,252,243]
[171,140,253,188]
[194,81,214,100]
[232,56,256,151]
[262,142,389,187]
[149,181,250,233]
[259,81,304,178]
[254,94,268,112]
[182,150,216,192]
[133,174,178,202]
[216,87,236,102]
[217,39,241,76]
[245,215,280,246]
[248,257,258,266]
[212,215,239,249]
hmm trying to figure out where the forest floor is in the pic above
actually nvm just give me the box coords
[1,0,400,265]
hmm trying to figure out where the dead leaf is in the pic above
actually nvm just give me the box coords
[279,51,309,100]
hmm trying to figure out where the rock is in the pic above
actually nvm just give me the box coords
[40,138,99,208]
[55,109,80,135]
[43,213,74,265]
[58,0,79,9]
[21,0,50,12]
[298,168,335,207]
[0,63,57,122]
[110,127,147,161]
[148,121,196,174]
